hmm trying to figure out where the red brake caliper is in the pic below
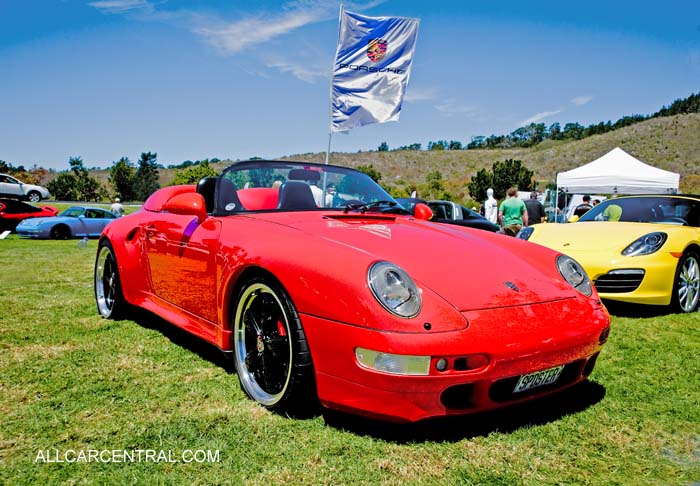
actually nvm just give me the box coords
[276,320,287,336]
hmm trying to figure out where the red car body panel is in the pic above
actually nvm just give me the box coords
[0,199,58,230]
[102,180,610,422]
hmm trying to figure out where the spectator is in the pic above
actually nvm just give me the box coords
[524,192,545,225]
[110,198,124,217]
[498,187,528,236]
[484,188,498,224]
[574,195,593,217]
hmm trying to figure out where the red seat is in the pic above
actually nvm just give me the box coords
[237,188,279,210]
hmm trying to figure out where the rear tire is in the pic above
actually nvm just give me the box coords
[232,276,316,415]
[50,225,70,240]
[94,240,127,319]
[671,250,700,313]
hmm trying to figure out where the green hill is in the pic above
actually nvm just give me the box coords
[84,112,700,203]
[280,112,700,201]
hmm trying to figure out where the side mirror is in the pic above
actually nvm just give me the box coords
[413,203,433,221]
[163,192,208,223]
[568,215,580,223]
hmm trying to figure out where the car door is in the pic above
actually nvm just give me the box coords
[142,212,222,329]
[0,175,23,197]
[84,209,116,236]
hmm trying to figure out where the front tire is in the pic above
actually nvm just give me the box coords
[94,240,127,319]
[232,276,316,415]
[671,250,700,313]
[50,225,70,240]
[27,191,41,203]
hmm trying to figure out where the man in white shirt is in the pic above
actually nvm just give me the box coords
[484,188,498,224]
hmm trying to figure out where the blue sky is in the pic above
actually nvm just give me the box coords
[1,1,698,170]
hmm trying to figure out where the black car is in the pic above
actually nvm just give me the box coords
[395,198,499,232]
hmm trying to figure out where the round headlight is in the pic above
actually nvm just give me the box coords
[557,255,592,296]
[368,261,422,318]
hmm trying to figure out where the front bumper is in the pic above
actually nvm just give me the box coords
[302,297,609,422]
[567,250,680,305]
[15,227,45,238]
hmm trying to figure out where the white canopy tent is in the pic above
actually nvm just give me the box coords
[556,147,680,195]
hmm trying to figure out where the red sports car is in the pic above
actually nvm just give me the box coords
[0,198,58,232]
[94,161,610,422]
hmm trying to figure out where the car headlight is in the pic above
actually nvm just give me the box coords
[557,255,592,296]
[622,232,667,256]
[517,227,534,240]
[368,261,422,318]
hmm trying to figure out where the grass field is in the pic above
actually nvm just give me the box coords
[1,237,699,485]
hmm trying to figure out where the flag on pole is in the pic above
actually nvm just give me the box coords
[330,9,419,133]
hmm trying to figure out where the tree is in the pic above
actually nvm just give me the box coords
[109,157,136,201]
[133,152,160,201]
[46,156,104,201]
[356,164,382,183]
[377,142,389,152]
[427,140,448,151]
[419,170,451,200]
[467,159,534,201]
[171,160,219,186]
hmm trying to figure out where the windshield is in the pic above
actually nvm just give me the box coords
[215,161,407,214]
[60,207,84,218]
[579,196,700,227]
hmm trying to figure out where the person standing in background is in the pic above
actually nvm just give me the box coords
[524,192,545,224]
[110,198,124,217]
[498,187,528,236]
[484,188,498,224]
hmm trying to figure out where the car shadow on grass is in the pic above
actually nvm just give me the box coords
[125,307,606,438]
[128,307,236,374]
[322,380,606,443]
[602,299,672,318]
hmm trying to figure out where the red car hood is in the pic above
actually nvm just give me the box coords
[249,212,577,311]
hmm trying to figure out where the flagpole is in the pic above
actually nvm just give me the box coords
[324,131,332,165]
[326,4,343,166]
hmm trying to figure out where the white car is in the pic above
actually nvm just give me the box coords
[0,173,51,202]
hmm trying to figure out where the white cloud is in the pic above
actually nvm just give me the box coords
[434,99,477,117]
[404,87,437,103]
[571,95,593,106]
[264,58,326,83]
[195,10,322,55]
[89,0,153,14]
[519,110,561,126]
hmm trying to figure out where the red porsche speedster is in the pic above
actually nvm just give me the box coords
[94,161,610,422]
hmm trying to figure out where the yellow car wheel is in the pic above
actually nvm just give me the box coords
[671,251,700,313]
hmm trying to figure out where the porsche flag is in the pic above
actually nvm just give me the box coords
[330,9,419,132]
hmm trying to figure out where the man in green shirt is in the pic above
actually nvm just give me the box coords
[498,187,528,236]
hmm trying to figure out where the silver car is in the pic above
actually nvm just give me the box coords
[0,173,51,202]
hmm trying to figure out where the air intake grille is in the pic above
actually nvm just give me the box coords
[594,270,645,293]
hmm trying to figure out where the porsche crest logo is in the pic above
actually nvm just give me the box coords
[367,38,387,62]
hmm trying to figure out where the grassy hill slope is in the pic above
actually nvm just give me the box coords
[282,112,700,201]
[85,112,700,203]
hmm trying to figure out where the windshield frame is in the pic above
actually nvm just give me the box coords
[214,160,408,216]
[578,195,700,226]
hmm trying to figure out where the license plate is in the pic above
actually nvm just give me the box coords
[513,365,565,393]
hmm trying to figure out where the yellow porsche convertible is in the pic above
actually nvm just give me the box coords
[518,195,700,312]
